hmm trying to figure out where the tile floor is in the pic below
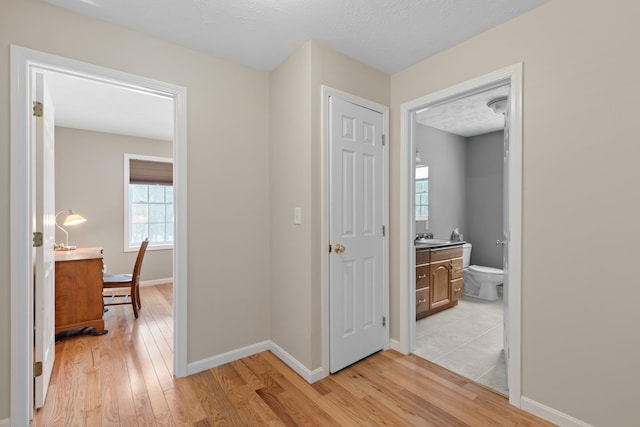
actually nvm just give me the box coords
[414,294,508,395]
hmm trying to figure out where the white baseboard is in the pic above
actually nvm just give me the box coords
[389,338,402,353]
[0,418,9,427]
[268,341,326,384]
[140,277,173,287]
[521,396,593,427]
[186,340,270,375]
[186,340,326,384]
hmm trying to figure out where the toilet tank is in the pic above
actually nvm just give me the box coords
[462,243,472,268]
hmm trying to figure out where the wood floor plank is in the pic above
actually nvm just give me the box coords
[64,338,89,426]
[106,306,139,426]
[164,387,195,427]
[32,284,555,427]
[187,370,246,426]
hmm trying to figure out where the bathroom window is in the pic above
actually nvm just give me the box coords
[416,166,429,222]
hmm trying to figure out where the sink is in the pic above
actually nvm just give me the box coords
[415,238,451,245]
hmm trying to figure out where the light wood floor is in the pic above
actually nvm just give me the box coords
[33,283,554,426]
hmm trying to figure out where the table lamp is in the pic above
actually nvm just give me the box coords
[55,209,87,250]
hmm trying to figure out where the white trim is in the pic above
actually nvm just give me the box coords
[389,338,401,352]
[0,418,9,427]
[187,341,270,375]
[521,397,593,427]
[186,340,326,384]
[399,63,523,407]
[320,86,390,378]
[123,153,174,252]
[10,45,189,426]
[10,44,33,427]
[269,341,326,384]
[140,277,174,287]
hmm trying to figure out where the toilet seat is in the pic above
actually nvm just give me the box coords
[468,265,503,275]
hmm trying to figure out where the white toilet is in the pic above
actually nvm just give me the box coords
[462,243,503,301]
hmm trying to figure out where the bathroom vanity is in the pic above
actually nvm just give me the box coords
[415,243,464,320]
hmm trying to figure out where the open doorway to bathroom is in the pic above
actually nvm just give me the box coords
[399,64,523,404]
[412,85,508,395]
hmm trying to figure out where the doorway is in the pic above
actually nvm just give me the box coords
[398,64,523,406]
[10,46,188,425]
[412,86,508,394]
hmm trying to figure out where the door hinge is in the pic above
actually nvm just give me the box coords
[382,134,386,146]
[34,361,43,378]
[33,231,43,247]
[382,225,386,237]
[382,316,386,327]
[33,101,43,117]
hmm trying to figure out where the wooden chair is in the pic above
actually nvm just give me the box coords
[103,238,149,318]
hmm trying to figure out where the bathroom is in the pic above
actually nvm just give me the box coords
[413,86,508,395]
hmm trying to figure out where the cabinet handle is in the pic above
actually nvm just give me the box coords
[417,274,427,279]
[418,298,427,304]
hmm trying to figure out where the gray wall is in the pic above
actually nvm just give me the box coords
[55,127,174,282]
[465,131,504,268]
[414,124,466,240]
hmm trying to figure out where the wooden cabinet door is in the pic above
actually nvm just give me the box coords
[430,261,452,310]
[416,288,430,320]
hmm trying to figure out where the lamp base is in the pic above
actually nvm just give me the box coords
[54,244,77,251]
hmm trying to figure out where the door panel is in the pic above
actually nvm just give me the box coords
[34,72,56,409]
[429,262,451,310]
[329,96,384,373]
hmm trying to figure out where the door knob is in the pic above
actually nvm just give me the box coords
[334,243,346,253]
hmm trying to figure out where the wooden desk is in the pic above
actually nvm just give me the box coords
[55,247,105,335]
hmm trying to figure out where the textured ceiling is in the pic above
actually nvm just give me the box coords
[39,0,548,140]
[41,0,548,74]
[415,85,510,137]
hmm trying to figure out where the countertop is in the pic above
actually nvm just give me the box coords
[414,240,465,249]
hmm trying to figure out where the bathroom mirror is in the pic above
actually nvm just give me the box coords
[416,166,429,223]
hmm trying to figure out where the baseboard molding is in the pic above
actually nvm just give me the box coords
[186,340,270,375]
[521,397,593,427]
[140,278,174,287]
[186,340,326,384]
[268,341,326,384]
[389,338,401,353]
[0,418,9,427]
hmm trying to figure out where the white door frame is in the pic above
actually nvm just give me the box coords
[398,63,523,406]
[10,45,189,425]
[321,86,390,377]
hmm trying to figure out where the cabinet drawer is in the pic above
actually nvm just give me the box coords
[416,288,429,313]
[430,246,462,262]
[416,249,430,266]
[416,266,429,289]
[451,278,463,301]
[451,258,463,279]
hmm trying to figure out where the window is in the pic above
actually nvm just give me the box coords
[125,154,173,251]
[415,166,429,223]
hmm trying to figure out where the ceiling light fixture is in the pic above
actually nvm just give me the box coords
[487,96,508,115]
[415,147,423,165]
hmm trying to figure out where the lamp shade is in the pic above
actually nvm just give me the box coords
[63,213,87,226]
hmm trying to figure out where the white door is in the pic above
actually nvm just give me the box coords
[33,72,56,409]
[329,95,385,373]
[502,93,511,388]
